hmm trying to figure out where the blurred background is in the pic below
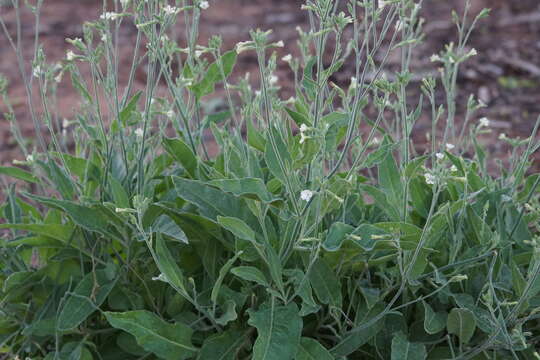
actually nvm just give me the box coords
[1,0,539,166]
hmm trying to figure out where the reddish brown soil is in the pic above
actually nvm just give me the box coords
[1,0,539,169]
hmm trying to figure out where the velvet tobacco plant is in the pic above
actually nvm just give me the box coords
[1,0,540,359]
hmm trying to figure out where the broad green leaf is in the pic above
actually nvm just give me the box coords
[117,332,147,356]
[423,301,446,334]
[248,119,266,152]
[285,269,319,316]
[391,332,426,360]
[104,310,196,360]
[163,137,197,178]
[191,50,237,99]
[58,269,116,330]
[0,166,38,183]
[264,126,292,186]
[296,337,334,360]
[109,176,130,208]
[248,302,302,360]
[323,222,354,251]
[173,177,258,229]
[231,266,268,286]
[152,215,188,243]
[211,252,243,306]
[199,329,246,360]
[0,223,74,243]
[57,341,94,360]
[155,234,188,296]
[363,140,399,169]
[24,194,109,234]
[378,148,402,218]
[209,178,281,205]
[217,216,256,243]
[447,308,476,344]
[309,258,342,308]
[119,90,142,125]
[285,107,311,126]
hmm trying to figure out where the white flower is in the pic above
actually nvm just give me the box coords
[195,50,204,58]
[269,75,278,85]
[54,72,63,83]
[134,128,144,138]
[101,34,107,42]
[282,54,293,63]
[395,20,404,31]
[377,0,387,9]
[32,66,43,78]
[66,50,76,61]
[300,124,308,133]
[445,143,455,150]
[100,12,120,21]
[350,76,357,89]
[450,165,458,172]
[479,117,490,127]
[199,1,209,9]
[468,48,477,57]
[430,54,441,62]
[62,119,70,129]
[26,154,35,163]
[498,133,507,140]
[300,190,314,202]
[166,110,175,119]
[435,152,444,160]
[235,41,253,54]
[371,137,381,145]
[120,0,129,8]
[275,40,284,48]
[163,5,179,15]
[424,173,436,185]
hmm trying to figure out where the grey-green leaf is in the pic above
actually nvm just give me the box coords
[423,301,446,335]
[209,178,281,205]
[155,234,187,296]
[231,266,268,286]
[247,302,302,360]
[58,269,116,331]
[391,332,426,360]
[309,258,342,308]
[447,308,476,344]
[105,310,197,360]
[296,337,334,360]
[198,329,246,360]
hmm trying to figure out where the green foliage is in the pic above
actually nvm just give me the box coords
[1,0,540,359]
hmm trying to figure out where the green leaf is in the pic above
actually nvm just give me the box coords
[211,252,243,306]
[217,216,256,243]
[0,223,74,243]
[24,194,109,234]
[447,308,476,344]
[285,107,311,126]
[391,332,426,360]
[119,90,142,126]
[0,166,38,183]
[231,266,268,287]
[248,302,302,360]
[58,269,116,331]
[264,126,292,186]
[248,119,266,152]
[199,329,246,360]
[309,258,342,308]
[209,178,282,205]
[323,222,354,251]
[296,337,334,360]
[152,215,188,243]
[423,301,446,334]
[155,234,188,296]
[163,137,197,178]
[191,50,237,99]
[378,146,402,217]
[104,310,197,360]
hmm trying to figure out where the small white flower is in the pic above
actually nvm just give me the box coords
[371,137,381,145]
[282,54,293,63]
[377,0,387,9]
[424,173,436,185]
[275,40,284,48]
[430,54,441,62]
[395,20,404,31]
[255,90,261,97]
[300,190,314,202]
[199,1,209,10]
[166,110,175,119]
[235,41,252,54]
[101,34,107,42]
[450,165,458,172]
[195,50,204,58]
[32,66,43,78]
[468,48,478,57]
[134,128,144,138]
[445,143,455,150]
[479,117,490,128]
[498,133,507,140]
[120,0,129,8]
[300,124,308,133]
[436,152,444,160]
[66,50,76,61]
[163,5,179,16]
[54,72,63,83]
[350,76,358,89]
[26,154,35,163]
[269,75,278,85]
[100,12,120,21]
[62,119,70,129]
